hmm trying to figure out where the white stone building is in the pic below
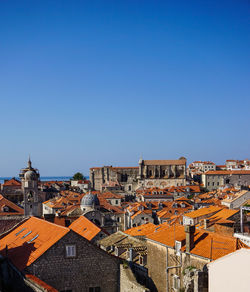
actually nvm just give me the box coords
[208,248,250,292]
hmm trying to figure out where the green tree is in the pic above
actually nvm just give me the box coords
[72,172,85,181]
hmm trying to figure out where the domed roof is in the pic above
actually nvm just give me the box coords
[24,170,37,181]
[81,191,100,207]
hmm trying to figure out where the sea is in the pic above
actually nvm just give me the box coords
[0,176,72,184]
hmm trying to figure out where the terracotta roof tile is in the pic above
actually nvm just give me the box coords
[25,274,58,292]
[0,217,69,270]
[184,206,222,219]
[148,225,249,260]
[0,195,24,215]
[144,159,186,166]
[69,216,101,241]
[206,170,250,175]
[2,178,21,187]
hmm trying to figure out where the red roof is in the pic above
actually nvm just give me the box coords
[148,224,248,260]
[26,274,58,292]
[206,170,250,175]
[0,217,69,270]
[2,178,21,187]
[69,216,101,241]
[0,195,24,215]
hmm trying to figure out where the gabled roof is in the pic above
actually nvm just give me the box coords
[0,217,69,270]
[124,223,162,237]
[0,195,24,215]
[205,170,250,175]
[69,216,101,241]
[2,178,21,187]
[99,192,122,199]
[25,274,58,292]
[144,159,186,166]
[147,224,248,261]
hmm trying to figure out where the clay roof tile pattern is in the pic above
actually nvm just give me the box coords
[2,178,21,186]
[143,159,186,166]
[147,225,249,261]
[69,216,101,241]
[25,274,58,292]
[0,217,69,270]
[0,195,24,215]
[184,206,222,219]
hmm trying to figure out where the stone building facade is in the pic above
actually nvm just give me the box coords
[90,158,187,192]
[90,166,139,192]
[25,230,120,292]
[0,216,120,292]
[0,178,23,203]
[202,170,250,191]
[138,158,187,188]
[147,239,209,292]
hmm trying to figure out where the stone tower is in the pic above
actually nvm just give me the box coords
[19,158,42,216]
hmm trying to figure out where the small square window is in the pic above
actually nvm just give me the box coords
[66,245,76,258]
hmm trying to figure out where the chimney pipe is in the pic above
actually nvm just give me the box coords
[185,225,195,253]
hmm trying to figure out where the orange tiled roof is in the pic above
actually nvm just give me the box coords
[26,274,58,292]
[0,217,69,270]
[184,206,222,219]
[175,196,190,201]
[206,170,250,175]
[69,216,101,241]
[147,224,248,260]
[144,159,186,166]
[2,178,21,187]
[0,195,24,215]
[124,223,166,237]
[98,192,122,199]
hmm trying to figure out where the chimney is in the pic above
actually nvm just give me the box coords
[128,248,134,262]
[185,225,195,253]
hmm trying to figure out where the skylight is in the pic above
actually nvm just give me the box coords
[22,231,32,239]
[15,228,26,236]
[27,234,38,243]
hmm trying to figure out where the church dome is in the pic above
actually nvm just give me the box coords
[25,170,37,181]
[81,191,100,207]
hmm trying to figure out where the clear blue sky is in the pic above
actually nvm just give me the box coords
[0,0,249,176]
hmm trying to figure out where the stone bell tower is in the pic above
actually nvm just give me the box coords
[19,157,42,217]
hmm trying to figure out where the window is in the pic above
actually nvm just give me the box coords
[173,275,180,291]
[115,200,118,205]
[139,256,143,265]
[89,288,101,292]
[2,206,9,212]
[65,245,76,258]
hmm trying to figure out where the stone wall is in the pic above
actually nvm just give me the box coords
[120,265,149,292]
[25,230,120,292]
[147,240,209,292]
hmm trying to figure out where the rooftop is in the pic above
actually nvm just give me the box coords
[69,216,102,241]
[147,224,248,261]
[184,206,222,219]
[0,217,69,270]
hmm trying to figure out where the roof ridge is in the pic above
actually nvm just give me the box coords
[30,216,70,231]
